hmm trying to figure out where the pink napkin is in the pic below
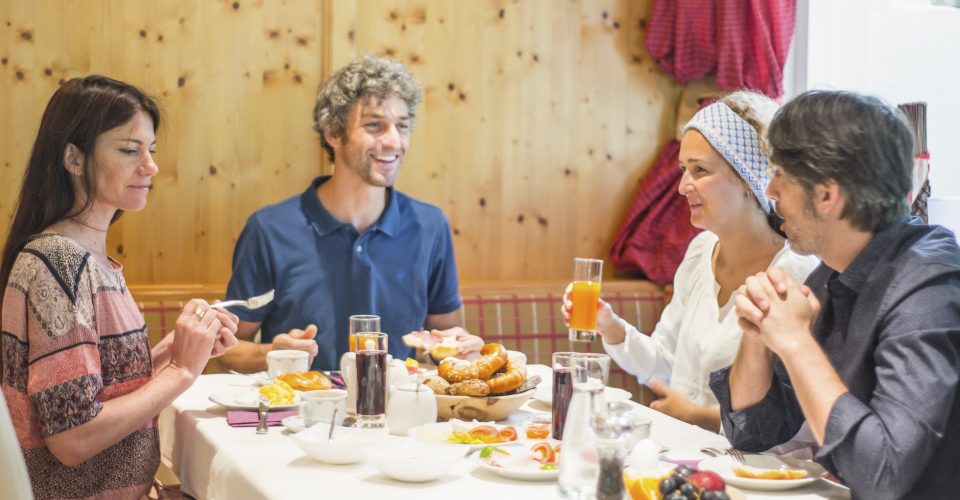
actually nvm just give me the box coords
[226,410,297,427]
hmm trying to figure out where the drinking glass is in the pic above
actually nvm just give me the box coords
[355,332,388,428]
[342,315,380,415]
[569,258,603,342]
[349,315,380,352]
[552,352,577,440]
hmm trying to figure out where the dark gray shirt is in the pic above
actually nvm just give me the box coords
[710,218,960,499]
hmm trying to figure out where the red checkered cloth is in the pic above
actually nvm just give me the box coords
[645,0,797,98]
[609,140,702,285]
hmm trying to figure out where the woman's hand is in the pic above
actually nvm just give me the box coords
[168,299,220,380]
[560,282,626,344]
[648,379,721,432]
[648,378,695,421]
[209,301,240,357]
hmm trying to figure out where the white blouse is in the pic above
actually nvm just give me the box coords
[603,231,820,408]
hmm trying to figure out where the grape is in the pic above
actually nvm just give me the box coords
[701,492,730,500]
[679,482,698,499]
[673,465,696,478]
[663,493,686,500]
[659,476,679,494]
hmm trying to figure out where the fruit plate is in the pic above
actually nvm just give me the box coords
[408,421,524,450]
[476,441,560,481]
[625,463,748,500]
[699,455,826,491]
[208,389,300,411]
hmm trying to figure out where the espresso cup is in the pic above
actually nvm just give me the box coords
[267,350,309,379]
[300,389,348,427]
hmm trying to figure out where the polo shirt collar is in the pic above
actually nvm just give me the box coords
[300,175,401,237]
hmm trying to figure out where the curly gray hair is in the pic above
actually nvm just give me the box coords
[313,54,423,162]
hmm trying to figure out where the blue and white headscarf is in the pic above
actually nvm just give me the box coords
[682,102,773,213]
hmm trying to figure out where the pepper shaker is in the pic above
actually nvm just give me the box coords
[591,401,640,500]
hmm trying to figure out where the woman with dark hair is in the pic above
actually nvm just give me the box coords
[0,75,238,499]
[563,91,820,433]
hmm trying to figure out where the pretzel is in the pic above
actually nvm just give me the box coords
[438,343,508,383]
[484,361,525,395]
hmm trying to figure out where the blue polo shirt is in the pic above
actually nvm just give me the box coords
[225,176,463,370]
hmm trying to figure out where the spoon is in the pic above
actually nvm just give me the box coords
[327,409,338,442]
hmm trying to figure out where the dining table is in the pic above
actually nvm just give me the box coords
[159,371,851,500]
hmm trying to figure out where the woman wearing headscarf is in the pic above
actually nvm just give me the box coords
[563,91,819,432]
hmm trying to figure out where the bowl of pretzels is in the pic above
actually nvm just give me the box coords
[421,343,538,422]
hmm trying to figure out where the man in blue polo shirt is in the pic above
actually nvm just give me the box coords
[218,54,482,372]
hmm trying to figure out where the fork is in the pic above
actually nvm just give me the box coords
[211,289,275,310]
[701,446,745,463]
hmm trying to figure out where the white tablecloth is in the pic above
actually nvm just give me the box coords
[159,373,849,500]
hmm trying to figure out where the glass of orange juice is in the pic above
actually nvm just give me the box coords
[569,258,603,341]
[348,315,380,352]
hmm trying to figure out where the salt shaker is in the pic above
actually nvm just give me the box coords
[256,399,269,435]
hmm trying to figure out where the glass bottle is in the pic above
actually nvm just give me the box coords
[558,353,610,499]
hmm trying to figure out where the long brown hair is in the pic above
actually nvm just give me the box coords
[0,75,160,302]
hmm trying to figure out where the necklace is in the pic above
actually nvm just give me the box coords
[68,217,109,233]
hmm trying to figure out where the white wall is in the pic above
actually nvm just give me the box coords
[790,0,960,201]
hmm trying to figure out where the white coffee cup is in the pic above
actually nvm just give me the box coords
[300,389,348,427]
[267,350,309,379]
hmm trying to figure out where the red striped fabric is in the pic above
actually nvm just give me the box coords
[645,0,797,98]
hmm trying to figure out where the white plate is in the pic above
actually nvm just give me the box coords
[249,371,274,386]
[477,442,559,481]
[533,386,632,405]
[208,389,301,411]
[408,422,523,449]
[282,415,306,433]
[699,455,826,491]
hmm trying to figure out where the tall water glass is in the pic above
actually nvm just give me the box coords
[558,353,610,499]
[349,315,380,352]
[569,258,603,342]
[355,332,388,428]
[341,315,380,415]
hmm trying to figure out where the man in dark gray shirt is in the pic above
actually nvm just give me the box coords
[710,90,960,499]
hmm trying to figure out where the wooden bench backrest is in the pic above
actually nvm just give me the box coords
[131,280,669,404]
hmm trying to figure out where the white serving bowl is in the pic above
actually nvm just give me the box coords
[290,423,388,465]
[365,441,463,482]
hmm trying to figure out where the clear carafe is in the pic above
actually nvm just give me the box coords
[558,353,610,499]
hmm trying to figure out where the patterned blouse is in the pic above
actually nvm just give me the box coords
[1,233,158,499]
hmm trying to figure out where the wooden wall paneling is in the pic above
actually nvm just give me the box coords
[1,0,681,286]
[332,0,679,281]
[110,0,329,285]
